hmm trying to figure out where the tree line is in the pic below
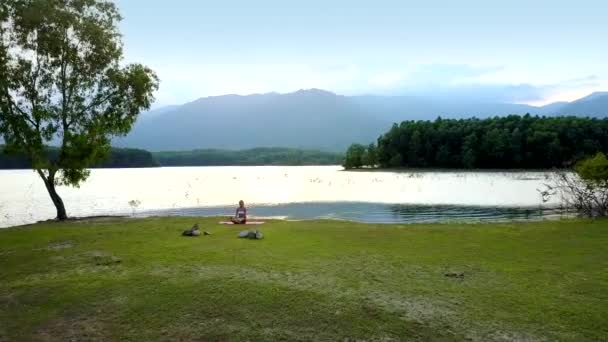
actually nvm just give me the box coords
[0,146,159,169]
[0,146,344,169]
[344,115,608,169]
[153,147,343,166]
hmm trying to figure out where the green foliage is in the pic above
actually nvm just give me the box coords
[389,153,403,167]
[435,144,450,166]
[154,147,343,166]
[344,143,379,169]
[374,115,608,169]
[0,0,158,218]
[362,143,378,167]
[461,133,478,168]
[343,144,366,169]
[100,148,159,168]
[575,152,608,184]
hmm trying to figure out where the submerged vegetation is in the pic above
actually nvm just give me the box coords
[345,115,608,169]
[1,217,607,341]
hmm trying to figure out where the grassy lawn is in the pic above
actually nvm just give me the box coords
[0,218,607,341]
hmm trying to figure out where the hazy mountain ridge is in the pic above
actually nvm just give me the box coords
[553,92,608,116]
[115,90,608,151]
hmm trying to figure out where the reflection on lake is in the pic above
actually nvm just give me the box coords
[0,166,567,228]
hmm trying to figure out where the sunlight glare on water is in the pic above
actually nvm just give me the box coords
[0,166,563,227]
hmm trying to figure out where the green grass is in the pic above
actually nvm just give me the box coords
[1,218,607,341]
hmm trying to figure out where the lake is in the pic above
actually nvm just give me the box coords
[0,166,569,228]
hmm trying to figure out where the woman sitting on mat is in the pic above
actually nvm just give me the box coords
[230,200,247,224]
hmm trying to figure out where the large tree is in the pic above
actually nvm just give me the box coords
[0,0,158,220]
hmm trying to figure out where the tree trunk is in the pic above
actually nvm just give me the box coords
[37,169,68,220]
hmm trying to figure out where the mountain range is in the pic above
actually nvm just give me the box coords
[115,90,608,152]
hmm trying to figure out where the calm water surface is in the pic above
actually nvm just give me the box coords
[0,166,568,228]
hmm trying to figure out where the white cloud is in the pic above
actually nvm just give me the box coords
[148,62,365,105]
[146,61,606,107]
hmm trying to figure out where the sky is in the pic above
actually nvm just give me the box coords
[115,0,608,107]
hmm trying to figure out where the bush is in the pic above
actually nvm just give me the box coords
[547,153,608,217]
[575,152,608,185]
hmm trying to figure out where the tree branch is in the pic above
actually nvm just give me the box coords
[5,94,37,129]
[29,31,43,130]
[77,89,119,117]
[36,168,48,183]
[64,35,81,124]
[60,29,69,132]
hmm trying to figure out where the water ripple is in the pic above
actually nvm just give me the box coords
[141,202,572,224]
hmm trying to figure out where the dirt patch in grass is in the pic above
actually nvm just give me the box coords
[87,250,122,266]
[0,292,20,310]
[92,255,121,266]
[148,265,540,341]
[33,314,111,342]
[0,287,52,311]
[31,240,74,252]
[463,328,546,342]
[3,260,546,341]
[366,291,455,323]
[0,250,14,257]
[37,216,127,226]
[7,264,130,287]
[153,265,343,296]
[45,240,74,251]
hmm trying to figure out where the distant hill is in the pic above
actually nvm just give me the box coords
[537,101,568,114]
[141,105,181,118]
[553,92,608,116]
[115,89,608,152]
[116,89,390,151]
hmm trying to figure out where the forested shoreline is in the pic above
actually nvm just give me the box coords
[0,147,343,169]
[344,115,608,169]
[153,148,343,166]
[0,147,160,169]
[6,115,608,170]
